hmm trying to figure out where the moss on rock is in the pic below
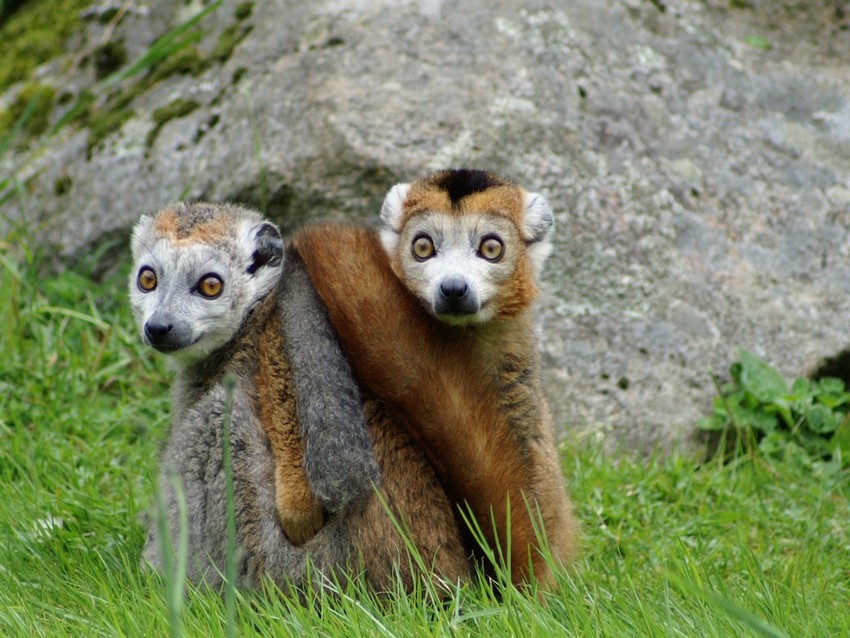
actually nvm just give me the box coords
[211,22,253,63]
[93,40,128,80]
[145,98,200,153]
[0,82,57,146]
[0,0,92,93]
[86,107,134,157]
[234,2,254,21]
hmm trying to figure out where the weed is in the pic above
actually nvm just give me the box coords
[700,348,850,465]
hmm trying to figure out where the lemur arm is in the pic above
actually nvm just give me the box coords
[278,246,380,514]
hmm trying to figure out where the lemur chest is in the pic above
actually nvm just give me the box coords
[434,338,540,451]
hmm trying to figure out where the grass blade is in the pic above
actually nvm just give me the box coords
[668,572,790,638]
[220,373,238,638]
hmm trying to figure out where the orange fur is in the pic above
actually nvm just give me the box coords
[152,204,236,244]
[292,223,577,588]
[239,290,469,587]
[400,181,527,228]
[152,208,179,236]
[255,307,325,545]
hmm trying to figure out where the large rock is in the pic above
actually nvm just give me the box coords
[3,0,849,449]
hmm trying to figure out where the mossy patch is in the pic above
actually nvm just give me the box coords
[151,98,200,127]
[86,106,135,158]
[54,174,73,196]
[231,66,248,84]
[95,6,121,24]
[147,46,209,83]
[2,1,246,156]
[145,98,200,154]
[0,0,92,93]
[93,40,128,80]
[0,82,57,147]
[234,2,254,21]
[66,40,209,156]
[211,22,253,63]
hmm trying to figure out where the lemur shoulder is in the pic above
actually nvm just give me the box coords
[290,169,578,588]
[129,202,468,592]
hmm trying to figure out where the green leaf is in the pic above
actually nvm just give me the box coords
[697,415,727,432]
[805,404,840,434]
[789,377,812,400]
[758,431,789,458]
[817,377,846,394]
[737,349,787,403]
[734,405,778,433]
[782,440,813,470]
[817,393,849,410]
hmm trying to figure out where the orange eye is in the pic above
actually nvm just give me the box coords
[479,236,504,262]
[137,267,157,292]
[412,234,435,261]
[196,274,223,299]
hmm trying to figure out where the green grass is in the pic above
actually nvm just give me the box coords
[0,242,848,637]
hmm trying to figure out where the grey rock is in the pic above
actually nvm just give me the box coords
[3,0,850,450]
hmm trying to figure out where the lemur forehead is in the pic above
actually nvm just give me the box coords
[401,182,526,228]
[153,204,240,244]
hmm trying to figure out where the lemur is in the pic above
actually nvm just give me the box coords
[289,169,578,589]
[129,202,468,592]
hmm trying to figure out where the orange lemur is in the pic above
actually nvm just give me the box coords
[129,202,468,592]
[288,169,578,588]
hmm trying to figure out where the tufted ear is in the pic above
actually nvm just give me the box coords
[522,192,554,243]
[130,214,155,259]
[522,191,555,277]
[379,182,410,256]
[379,183,410,230]
[247,222,283,275]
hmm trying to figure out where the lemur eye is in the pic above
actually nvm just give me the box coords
[137,267,157,292]
[478,236,504,262]
[196,274,224,299]
[412,234,436,261]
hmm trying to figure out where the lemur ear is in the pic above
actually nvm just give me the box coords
[522,192,554,243]
[380,183,410,229]
[130,214,154,257]
[247,222,283,275]
[379,183,410,256]
[522,192,555,277]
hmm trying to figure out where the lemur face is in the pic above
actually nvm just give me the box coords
[393,211,523,325]
[129,204,282,367]
[379,170,554,326]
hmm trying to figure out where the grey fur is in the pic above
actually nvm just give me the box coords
[144,374,358,590]
[279,247,380,513]
[132,203,378,590]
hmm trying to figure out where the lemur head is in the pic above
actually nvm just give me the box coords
[379,169,554,326]
[129,202,283,367]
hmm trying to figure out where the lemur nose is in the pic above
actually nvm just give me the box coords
[145,321,173,339]
[440,277,468,299]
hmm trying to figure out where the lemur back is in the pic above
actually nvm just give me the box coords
[291,170,578,588]
[130,202,468,592]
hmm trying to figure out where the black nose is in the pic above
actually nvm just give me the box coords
[144,320,173,340]
[440,276,468,300]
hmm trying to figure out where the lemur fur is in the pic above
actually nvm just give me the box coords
[130,202,468,592]
[289,169,578,588]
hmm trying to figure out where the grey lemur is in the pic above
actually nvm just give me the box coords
[130,202,468,592]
